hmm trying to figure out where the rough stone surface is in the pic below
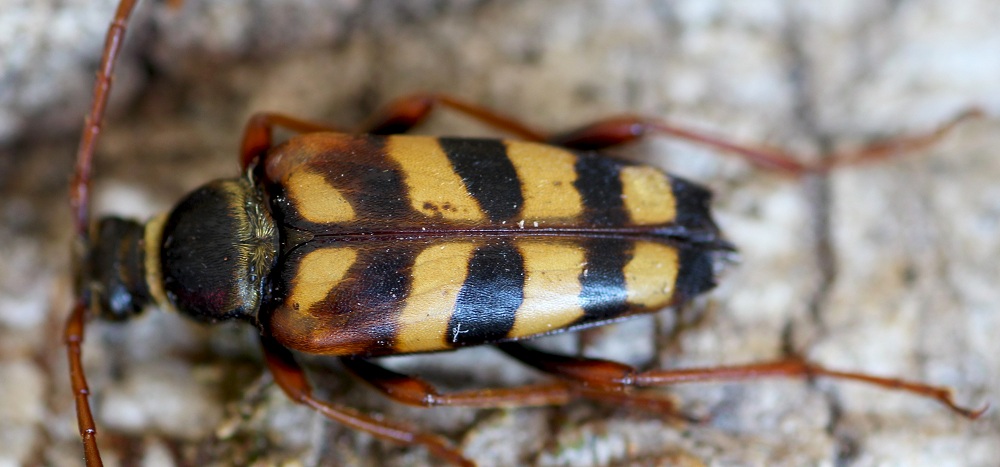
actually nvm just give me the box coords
[2,1,999,466]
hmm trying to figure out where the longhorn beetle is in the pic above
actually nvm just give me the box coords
[67,1,987,465]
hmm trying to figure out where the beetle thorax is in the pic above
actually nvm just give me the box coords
[154,178,280,323]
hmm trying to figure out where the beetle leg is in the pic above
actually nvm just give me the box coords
[359,95,978,176]
[341,356,573,407]
[241,98,980,177]
[497,342,988,419]
[261,337,474,467]
[547,109,982,176]
[358,93,548,140]
[341,357,687,419]
[239,112,346,170]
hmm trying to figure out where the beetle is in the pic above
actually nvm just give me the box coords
[65,1,987,465]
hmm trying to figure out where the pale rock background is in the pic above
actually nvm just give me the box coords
[1,1,999,466]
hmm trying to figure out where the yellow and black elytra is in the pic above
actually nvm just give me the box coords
[261,133,724,356]
[120,132,729,357]
[67,1,985,466]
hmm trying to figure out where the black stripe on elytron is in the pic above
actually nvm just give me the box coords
[573,152,627,226]
[347,244,414,314]
[439,138,523,223]
[307,243,416,355]
[309,135,413,224]
[350,136,413,221]
[576,238,632,324]
[673,246,719,305]
[669,175,718,238]
[448,242,524,347]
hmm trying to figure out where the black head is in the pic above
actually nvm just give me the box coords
[86,217,152,321]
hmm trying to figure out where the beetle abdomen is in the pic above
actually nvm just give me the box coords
[262,133,726,357]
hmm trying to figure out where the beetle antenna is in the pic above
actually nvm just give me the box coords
[65,1,140,466]
[70,0,139,238]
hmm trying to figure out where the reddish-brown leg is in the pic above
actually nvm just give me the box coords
[238,95,550,171]
[242,95,980,179]
[497,342,987,419]
[341,357,685,418]
[260,337,474,467]
[356,93,980,176]
[548,110,981,175]
[341,357,573,407]
[358,93,548,140]
[239,95,552,171]
[348,356,692,419]
[239,112,346,170]
[241,96,980,185]
[239,95,549,170]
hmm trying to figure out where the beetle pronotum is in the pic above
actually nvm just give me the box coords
[62,1,988,465]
